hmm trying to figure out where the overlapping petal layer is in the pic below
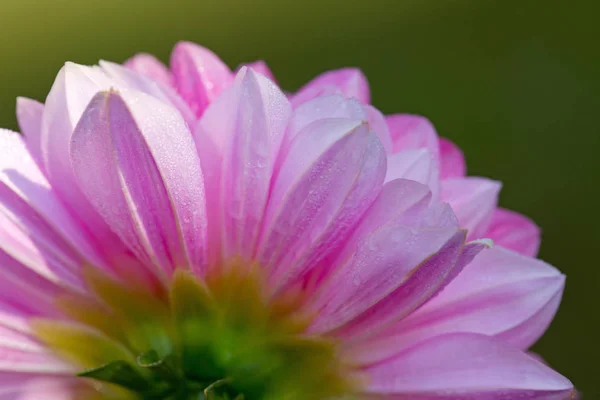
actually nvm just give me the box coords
[0,41,573,399]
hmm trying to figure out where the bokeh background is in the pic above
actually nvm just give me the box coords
[1,0,598,394]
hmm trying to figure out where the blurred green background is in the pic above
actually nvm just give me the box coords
[1,0,598,394]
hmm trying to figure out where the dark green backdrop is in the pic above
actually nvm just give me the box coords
[1,0,598,394]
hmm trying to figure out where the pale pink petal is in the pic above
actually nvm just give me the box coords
[100,61,195,127]
[0,129,102,287]
[193,126,223,267]
[42,61,192,194]
[348,179,434,235]
[40,64,158,284]
[170,41,233,117]
[434,246,565,349]
[308,200,467,335]
[441,177,501,240]
[495,288,564,352]
[40,63,113,229]
[0,375,90,400]
[16,98,45,172]
[193,69,257,266]
[291,68,370,107]
[359,246,565,361]
[41,63,203,286]
[195,68,292,263]
[0,258,61,319]
[365,105,393,153]
[0,206,78,300]
[286,95,366,141]
[0,350,71,376]
[215,68,292,259]
[0,303,38,335]
[386,114,440,160]
[279,132,386,293]
[0,336,73,376]
[276,96,370,210]
[258,119,385,291]
[0,312,74,377]
[298,178,433,299]
[437,246,564,344]
[70,90,207,277]
[433,237,494,296]
[385,149,439,198]
[124,53,174,87]
[486,208,541,257]
[305,179,432,286]
[362,333,574,399]
[239,60,277,82]
[325,234,488,341]
[290,85,343,108]
[439,137,466,179]
[0,315,40,350]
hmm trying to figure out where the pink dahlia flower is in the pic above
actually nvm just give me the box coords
[0,41,575,399]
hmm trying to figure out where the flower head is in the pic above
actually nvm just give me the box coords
[1,41,575,399]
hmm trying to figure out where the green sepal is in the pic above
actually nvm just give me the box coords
[77,360,150,391]
[170,270,223,381]
[137,349,181,383]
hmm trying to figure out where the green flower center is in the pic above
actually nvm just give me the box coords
[32,261,360,399]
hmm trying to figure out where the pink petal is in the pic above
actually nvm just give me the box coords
[258,119,385,291]
[40,64,158,282]
[280,133,387,293]
[299,179,432,298]
[124,53,174,87]
[16,98,45,173]
[0,129,103,288]
[42,61,193,197]
[290,86,343,109]
[0,312,73,377]
[354,246,564,363]
[365,105,393,153]
[441,177,501,240]
[284,94,365,153]
[0,211,80,303]
[213,68,292,259]
[291,68,370,107]
[41,63,112,210]
[100,61,195,127]
[193,126,224,267]
[363,333,574,399]
[239,60,277,82]
[0,303,37,335]
[327,234,486,341]
[194,68,272,266]
[0,247,65,318]
[170,41,233,117]
[0,375,90,400]
[439,137,466,179]
[0,351,70,376]
[70,90,207,277]
[0,336,73,376]
[0,324,43,354]
[326,179,433,270]
[41,63,204,287]
[308,199,467,336]
[386,114,440,160]
[280,94,367,182]
[431,246,565,349]
[385,149,440,198]
[486,208,541,257]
